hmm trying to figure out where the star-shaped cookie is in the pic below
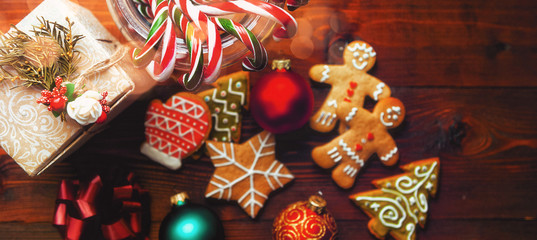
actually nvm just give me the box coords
[205,131,294,218]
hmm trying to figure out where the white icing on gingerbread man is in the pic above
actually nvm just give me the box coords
[311,97,405,189]
[309,40,391,133]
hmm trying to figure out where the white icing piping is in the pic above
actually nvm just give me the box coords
[320,65,330,82]
[352,59,368,70]
[205,133,293,218]
[328,146,342,163]
[380,112,394,127]
[373,83,385,100]
[339,139,364,166]
[347,42,376,55]
[380,147,398,161]
[316,111,337,126]
[355,195,406,229]
[345,107,358,122]
[327,99,338,108]
[343,164,358,177]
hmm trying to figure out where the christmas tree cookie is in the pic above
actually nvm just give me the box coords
[197,71,250,142]
[205,131,294,218]
[350,158,440,240]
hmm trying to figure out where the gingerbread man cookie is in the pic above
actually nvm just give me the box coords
[311,97,405,189]
[309,40,391,133]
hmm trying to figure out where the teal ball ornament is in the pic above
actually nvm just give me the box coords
[159,193,224,240]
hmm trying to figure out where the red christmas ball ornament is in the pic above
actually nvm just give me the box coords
[251,59,314,134]
[273,194,338,240]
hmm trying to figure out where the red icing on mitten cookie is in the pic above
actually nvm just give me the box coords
[141,92,211,170]
[309,40,391,133]
[311,97,405,189]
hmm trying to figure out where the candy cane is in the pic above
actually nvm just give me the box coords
[131,0,169,68]
[196,0,298,40]
[211,17,267,71]
[133,0,153,18]
[175,0,222,84]
[179,14,205,90]
[168,1,204,89]
[145,20,177,81]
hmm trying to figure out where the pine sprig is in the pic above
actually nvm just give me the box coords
[0,17,84,91]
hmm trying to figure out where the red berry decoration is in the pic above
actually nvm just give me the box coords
[273,194,338,240]
[251,59,314,134]
[96,111,107,124]
[36,76,69,112]
[49,96,68,112]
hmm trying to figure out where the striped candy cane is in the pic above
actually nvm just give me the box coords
[131,0,169,68]
[211,17,268,71]
[169,1,204,89]
[133,0,154,18]
[145,20,177,81]
[175,0,222,84]
[196,0,298,40]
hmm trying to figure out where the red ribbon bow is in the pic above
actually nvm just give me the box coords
[53,173,149,240]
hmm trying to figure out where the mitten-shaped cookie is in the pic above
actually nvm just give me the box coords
[309,41,391,133]
[311,97,405,189]
[141,92,212,170]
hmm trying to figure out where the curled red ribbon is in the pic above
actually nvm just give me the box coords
[53,173,149,240]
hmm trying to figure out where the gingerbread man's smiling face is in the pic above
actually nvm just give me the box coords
[374,97,405,129]
[343,41,377,72]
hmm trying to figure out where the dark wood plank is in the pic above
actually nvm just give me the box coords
[2,0,537,239]
[2,87,537,239]
[264,0,537,87]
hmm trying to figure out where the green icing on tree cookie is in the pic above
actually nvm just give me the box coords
[198,71,249,142]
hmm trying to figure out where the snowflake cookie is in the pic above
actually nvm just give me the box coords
[350,158,440,240]
[309,40,391,133]
[312,97,405,189]
[197,71,250,143]
[205,131,294,218]
[141,92,212,170]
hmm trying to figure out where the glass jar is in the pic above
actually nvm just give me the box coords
[106,0,278,71]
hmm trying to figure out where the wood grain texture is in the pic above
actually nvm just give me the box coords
[1,0,537,239]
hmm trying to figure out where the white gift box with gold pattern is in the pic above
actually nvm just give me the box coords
[0,0,155,176]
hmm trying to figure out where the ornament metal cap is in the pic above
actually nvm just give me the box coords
[272,59,291,70]
[307,195,327,214]
[170,192,189,206]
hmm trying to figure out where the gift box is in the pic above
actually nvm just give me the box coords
[0,0,154,176]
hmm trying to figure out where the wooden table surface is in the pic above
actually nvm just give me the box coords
[1,0,537,239]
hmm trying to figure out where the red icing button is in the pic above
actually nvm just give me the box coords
[344,98,351,102]
[350,81,357,89]
[367,132,374,141]
[347,89,354,97]
[355,144,363,151]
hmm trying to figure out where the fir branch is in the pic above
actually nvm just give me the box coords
[0,17,84,90]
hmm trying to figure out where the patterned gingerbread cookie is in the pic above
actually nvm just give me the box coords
[309,40,391,133]
[350,158,440,240]
[205,131,294,218]
[311,97,405,189]
[197,71,250,142]
[141,92,211,170]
